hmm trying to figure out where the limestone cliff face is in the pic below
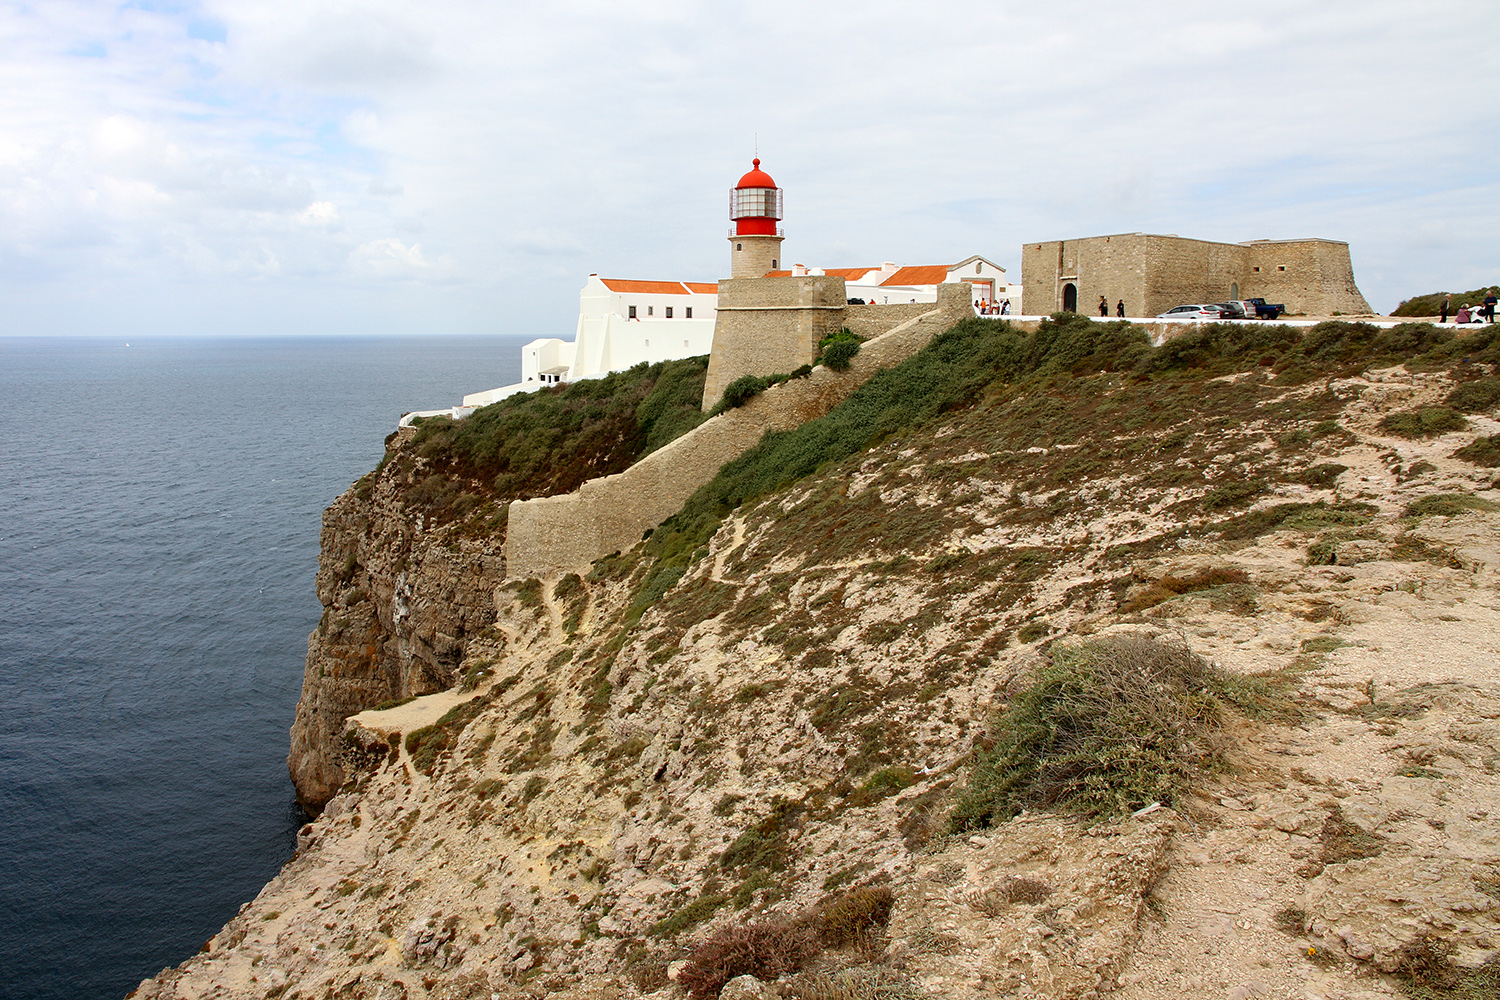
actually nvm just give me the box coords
[288,432,505,812]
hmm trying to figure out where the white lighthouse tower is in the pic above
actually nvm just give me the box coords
[729,158,784,278]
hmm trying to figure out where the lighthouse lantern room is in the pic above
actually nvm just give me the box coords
[729,158,785,278]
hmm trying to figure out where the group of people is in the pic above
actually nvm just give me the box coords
[1099,296,1126,317]
[975,299,1011,315]
[1440,292,1498,324]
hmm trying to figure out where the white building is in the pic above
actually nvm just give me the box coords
[772,256,1018,310]
[445,276,719,413]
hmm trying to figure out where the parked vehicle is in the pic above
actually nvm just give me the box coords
[1156,304,1225,320]
[1215,301,1248,319]
[1245,297,1285,319]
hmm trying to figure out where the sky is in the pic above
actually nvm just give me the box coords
[1,0,1496,338]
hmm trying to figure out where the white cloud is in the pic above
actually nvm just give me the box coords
[297,201,340,226]
[0,0,1494,332]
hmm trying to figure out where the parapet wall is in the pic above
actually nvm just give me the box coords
[505,283,973,580]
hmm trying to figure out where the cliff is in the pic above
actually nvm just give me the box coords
[288,356,713,811]
[143,316,1500,1000]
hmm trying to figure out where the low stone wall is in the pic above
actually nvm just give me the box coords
[505,283,973,580]
[844,301,933,339]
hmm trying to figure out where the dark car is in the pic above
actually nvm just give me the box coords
[1214,301,1247,319]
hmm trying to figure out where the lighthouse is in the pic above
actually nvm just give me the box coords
[729,158,784,278]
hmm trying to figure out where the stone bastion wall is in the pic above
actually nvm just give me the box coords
[505,284,974,580]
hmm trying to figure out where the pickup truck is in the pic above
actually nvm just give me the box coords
[1245,297,1285,319]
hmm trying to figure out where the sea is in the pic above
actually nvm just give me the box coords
[0,335,528,1000]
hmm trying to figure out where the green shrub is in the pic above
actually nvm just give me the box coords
[1391,286,1500,317]
[847,767,916,807]
[949,634,1250,828]
[1404,493,1500,518]
[407,356,709,509]
[1454,436,1500,466]
[806,885,895,947]
[819,337,861,371]
[1378,407,1469,438]
[1444,377,1500,413]
[1122,566,1250,612]
[405,698,487,775]
[1293,463,1348,489]
[650,894,729,937]
[719,374,770,410]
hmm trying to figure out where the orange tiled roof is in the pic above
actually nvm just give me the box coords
[600,278,690,294]
[879,265,950,286]
[762,267,879,280]
[683,282,718,294]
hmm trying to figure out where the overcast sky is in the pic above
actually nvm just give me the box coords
[2,0,1496,337]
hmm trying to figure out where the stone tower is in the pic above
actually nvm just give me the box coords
[729,158,784,278]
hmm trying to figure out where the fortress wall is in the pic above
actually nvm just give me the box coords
[701,275,847,410]
[1244,240,1373,315]
[1022,237,1153,317]
[1139,235,1247,317]
[504,284,973,580]
[1025,233,1374,318]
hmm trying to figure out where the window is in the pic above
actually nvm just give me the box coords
[975,262,982,274]
[683,340,689,348]
[666,307,673,319]
[685,307,693,319]
[628,305,636,318]
[1253,266,1260,273]
[771,259,777,269]
[645,340,649,347]
[1277,265,1286,271]
[736,243,742,251]
[647,306,653,316]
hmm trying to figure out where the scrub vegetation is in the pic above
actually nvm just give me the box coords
[391,356,710,524]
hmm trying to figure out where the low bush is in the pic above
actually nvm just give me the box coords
[1122,566,1249,612]
[719,374,771,410]
[1378,407,1469,438]
[1454,436,1500,467]
[819,337,861,371]
[1391,286,1500,317]
[407,355,709,507]
[1444,377,1500,413]
[1405,493,1500,519]
[949,634,1251,828]
[807,885,895,948]
[1390,937,1500,1000]
[676,920,820,999]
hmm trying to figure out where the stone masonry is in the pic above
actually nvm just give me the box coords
[701,274,849,410]
[505,284,973,580]
[1021,233,1373,318]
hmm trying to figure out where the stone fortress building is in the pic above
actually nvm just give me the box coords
[1022,233,1372,318]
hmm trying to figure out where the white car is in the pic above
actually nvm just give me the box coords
[1156,304,1224,320]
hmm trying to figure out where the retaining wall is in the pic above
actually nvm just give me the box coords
[504,283,973,580]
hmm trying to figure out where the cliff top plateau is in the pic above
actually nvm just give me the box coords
[136,314,1500,1000]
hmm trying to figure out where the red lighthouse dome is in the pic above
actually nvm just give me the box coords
[730,158,783,236]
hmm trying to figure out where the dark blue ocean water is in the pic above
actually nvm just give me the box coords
[0,335,526,1000]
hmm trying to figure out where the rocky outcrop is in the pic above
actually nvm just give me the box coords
[287,435,505,812]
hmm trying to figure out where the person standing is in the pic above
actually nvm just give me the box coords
[1484,290,1497,324]
[1098,295,1108,317]
[1116,300,1125,317]
[1441,294,1451,323]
